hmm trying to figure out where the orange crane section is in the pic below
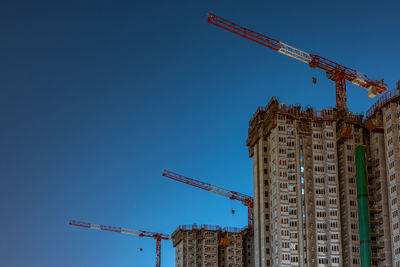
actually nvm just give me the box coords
[69,220,171,267]
[207,13,388,110]
[162,170,254,226]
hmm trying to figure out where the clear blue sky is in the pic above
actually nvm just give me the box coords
[1,0,399,266]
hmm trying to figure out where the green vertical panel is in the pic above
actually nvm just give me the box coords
[355,145,372,267]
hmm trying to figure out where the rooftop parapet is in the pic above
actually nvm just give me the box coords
[171,224,248,247]
[172,224,247,237]
[246,97,364,157]
[366,89,399,119]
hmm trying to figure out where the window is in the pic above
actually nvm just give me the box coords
[327,153,335,160]
[328,175,336,182]
[330,221,338,228]
[313,144,323,150]
[326,142,334,149]
[316,199,326,206]
[313,133,323,139]
[331,245,340,252]
[279,148,287,154]
[329,198,337,205]
[278,125,286,132]
[315,166,325,173]
[326,131,334,138]
[329,209,338,217]
[318,246,328,253]
[318,258,328,264]
[347,144,353,150]
[316,188,326,195]
[314,155,324,161]
[328,187,337,194]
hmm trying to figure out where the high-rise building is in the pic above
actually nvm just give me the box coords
[366,89,400,267]
[172,90,400,267]
[247,90,400,267]
[247,98,355,266]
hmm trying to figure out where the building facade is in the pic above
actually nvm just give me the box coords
[247,90,400,266]
[172,89,400,266]
[247,99,354,266]
[366,89,400,267]
[172,224,247,267]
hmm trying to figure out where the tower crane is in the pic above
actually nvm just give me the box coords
[207,13,388,110]
[162,170,254,226]
[69,220,171,267]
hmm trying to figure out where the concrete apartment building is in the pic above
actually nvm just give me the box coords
[366,89,400,267]
[171,88,400,266]
[246,88,400,267]
[171,224,247,267]
[247,98,351,266]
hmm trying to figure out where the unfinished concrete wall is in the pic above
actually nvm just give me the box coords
[382,101,400,266]
[368,126,392,267]
[337,122,364,266]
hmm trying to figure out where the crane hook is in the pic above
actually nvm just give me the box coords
[312,77,317,85]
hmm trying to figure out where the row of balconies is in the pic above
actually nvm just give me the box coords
[372,251,385,261]
[371,229,385,237]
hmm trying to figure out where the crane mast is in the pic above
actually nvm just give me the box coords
[162,170,254,226]
[207,13,388,110]
[69,220,171,267]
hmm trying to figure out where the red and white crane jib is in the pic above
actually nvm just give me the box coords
[207,13,387,98]
[162,170,254,226]
[69,220,171,240]
[162,170,253,206]
[69,220,170,267]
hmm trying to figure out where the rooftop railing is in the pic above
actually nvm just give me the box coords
[366,89,399,119]
[172,224,247,237]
